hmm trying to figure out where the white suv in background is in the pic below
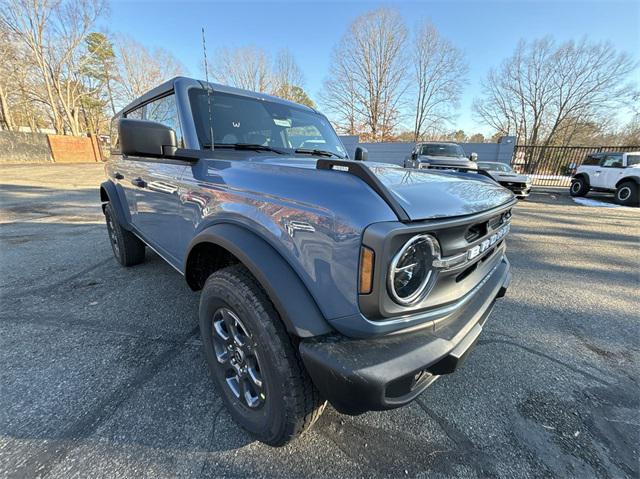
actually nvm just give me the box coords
[570,151,640,206]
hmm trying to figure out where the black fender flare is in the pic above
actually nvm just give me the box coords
[185,223,333,338]
[615,175,639,188]
[99,181,132,230]
[572,173,590,186]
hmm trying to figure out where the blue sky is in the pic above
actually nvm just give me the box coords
[106,0,639,135]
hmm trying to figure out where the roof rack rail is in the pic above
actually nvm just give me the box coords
[316,159,410,222]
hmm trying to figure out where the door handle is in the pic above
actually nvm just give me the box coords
[131,177,147,188]
[113,172,124,180]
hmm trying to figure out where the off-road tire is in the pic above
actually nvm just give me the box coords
[569,177,589,197]
[615,181,639,207]
[199,264,326,446]
[104,203,145,266]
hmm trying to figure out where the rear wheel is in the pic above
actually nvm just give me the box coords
[104,203,145,266]
[570,177,589,197]
[615,181,639,207]
[199,264,326,446]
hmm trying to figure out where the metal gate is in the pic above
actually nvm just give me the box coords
[511,145,639,187]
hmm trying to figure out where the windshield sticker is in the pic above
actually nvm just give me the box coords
[273,118,292,127]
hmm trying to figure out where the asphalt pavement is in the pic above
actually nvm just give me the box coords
[0,163,638,478]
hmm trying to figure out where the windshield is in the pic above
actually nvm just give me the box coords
[189,88,346,158]
[478,162,513,173]
[419,144,465,157]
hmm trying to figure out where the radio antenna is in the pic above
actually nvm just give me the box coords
[201,27,214,151]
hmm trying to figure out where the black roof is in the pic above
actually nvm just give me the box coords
[115,76,317,118]
[586,151,623,157]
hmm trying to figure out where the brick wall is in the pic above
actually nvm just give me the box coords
[47,135,101,163]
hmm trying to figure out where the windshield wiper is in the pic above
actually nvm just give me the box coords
[294,148,345,159]
[206,143,287,155]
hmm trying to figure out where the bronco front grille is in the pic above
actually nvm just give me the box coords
[464,223,486,243]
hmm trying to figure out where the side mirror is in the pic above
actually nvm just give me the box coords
[119,118,178,157]
[470,152,478,161]
[411,152,418,160]
[354,146,368,161]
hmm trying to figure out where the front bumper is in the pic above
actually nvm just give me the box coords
[500,182,531,197]
[299,257,511,415]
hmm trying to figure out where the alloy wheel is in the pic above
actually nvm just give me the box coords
[571,181,582,194]
[106,214,120,257]
[617,186,631,201]
[211,307,265,408]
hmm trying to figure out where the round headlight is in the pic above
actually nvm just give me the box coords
[388,234,439,305]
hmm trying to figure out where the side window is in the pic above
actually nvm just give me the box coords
[144,94,183,147]
[582,155,601,166]
[625,154,639,166]
[126,107,144,120]
[601,154,623,168]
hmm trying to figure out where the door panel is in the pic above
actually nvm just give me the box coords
[602,167,626,189]
[593,155,624,188]
[113,156,142,221]
[589,167,605,188]
[130,160,187,265]
[121,91,188,266]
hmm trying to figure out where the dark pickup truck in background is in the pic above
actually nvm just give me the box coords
[404,141,478,170]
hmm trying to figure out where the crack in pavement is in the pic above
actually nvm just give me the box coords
[415,399,499,477]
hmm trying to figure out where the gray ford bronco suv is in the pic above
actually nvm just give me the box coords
[101,77,515,446]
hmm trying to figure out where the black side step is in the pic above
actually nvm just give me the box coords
[316,159,410,223]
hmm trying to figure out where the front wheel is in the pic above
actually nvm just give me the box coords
[104,203,145,266]
[615,181,639,207]
[569,177,589,197]
[199,265,326,446]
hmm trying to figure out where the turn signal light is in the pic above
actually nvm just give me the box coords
[359,246,375,294]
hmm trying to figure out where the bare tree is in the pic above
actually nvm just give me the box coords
[272,49,304,99]
[210,46,271,93]
[1,0,106,135]
[411,21,468,141]
[0,24,17,130]
[320,61,360,135]
[322,8,408,141]
[473,37,637,147]
[0,29,46,132]
[114,35,185,107]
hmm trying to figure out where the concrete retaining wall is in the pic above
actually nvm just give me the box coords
[0,131,102,164]
[0,131,52,163]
